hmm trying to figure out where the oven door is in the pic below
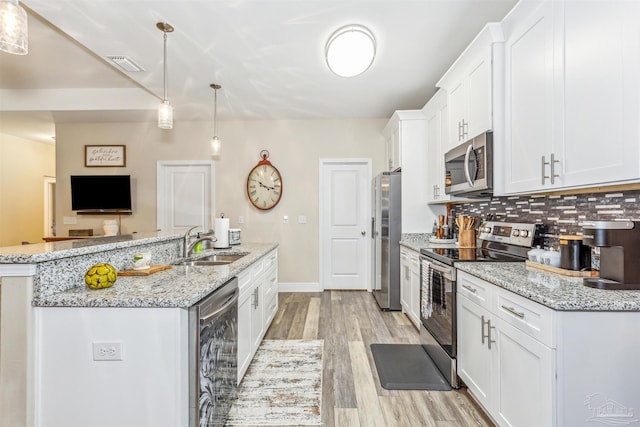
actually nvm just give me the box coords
[420,257,456,358]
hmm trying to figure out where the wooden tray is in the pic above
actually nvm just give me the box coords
[118,265,172,276]
[525,260,598,277]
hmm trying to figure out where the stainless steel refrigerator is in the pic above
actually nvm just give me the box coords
[372,171,401,310]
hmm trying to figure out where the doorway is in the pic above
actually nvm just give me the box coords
[43,177,56,237]
[319,159,372,290]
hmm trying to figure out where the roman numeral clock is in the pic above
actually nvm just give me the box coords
[247,150,283,210]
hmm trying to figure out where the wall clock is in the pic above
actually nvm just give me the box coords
[247,150,283,210]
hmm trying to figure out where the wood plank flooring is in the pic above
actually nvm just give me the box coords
[264,291,495,427]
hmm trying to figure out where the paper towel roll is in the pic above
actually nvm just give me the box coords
[214,218,230,248]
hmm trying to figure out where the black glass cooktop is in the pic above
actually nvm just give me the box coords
[420,246,526,266]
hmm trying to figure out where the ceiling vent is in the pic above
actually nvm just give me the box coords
[106,55,145,72]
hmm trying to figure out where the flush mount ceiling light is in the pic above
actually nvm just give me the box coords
[157,22,174,130]
[0,0,28,55]
[210,83,222,156]
[325,24,376,78]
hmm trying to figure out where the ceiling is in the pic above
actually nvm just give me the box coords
[0,0,517,143]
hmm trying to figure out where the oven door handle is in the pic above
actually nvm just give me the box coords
[200,289,239,324]
[422,260,454,281]
[464,144,475,187]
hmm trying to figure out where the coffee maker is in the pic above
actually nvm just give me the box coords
[582,221,640,289]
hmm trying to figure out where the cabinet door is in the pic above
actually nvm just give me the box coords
[448,80,468,145]
[494,318,555,427]
[237,289,253,383]
[400,249,411,313]
[457,294,494,411]
[392,125,401,171]
[561,0,640,187]
[409,255,421,328]
[504,0,558,194]
[251,281,265,350]
[425,90,450,203]
[467,52,492,139]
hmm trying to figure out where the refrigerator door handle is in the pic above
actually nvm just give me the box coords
[371,217,375,238]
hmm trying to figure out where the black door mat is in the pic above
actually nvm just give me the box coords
[370,344,452,391]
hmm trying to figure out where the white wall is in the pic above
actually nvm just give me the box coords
[55,119,387,285]
[0,133,55,246]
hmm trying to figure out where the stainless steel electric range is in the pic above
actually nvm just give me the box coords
[418,221,544,388]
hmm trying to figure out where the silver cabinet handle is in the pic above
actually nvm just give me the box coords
[550,153,560,184]
[487,319,496,349]
[501,305,525,318]
[461,119,468,140]
[542,155,549,185]
[462,284,477,293]
[481,315,488,344]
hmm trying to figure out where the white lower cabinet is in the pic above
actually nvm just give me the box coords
[399,247,420,328]
[457,271,554,427]
[237,249,278,383]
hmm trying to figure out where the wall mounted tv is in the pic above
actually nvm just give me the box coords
[71,175,132,214]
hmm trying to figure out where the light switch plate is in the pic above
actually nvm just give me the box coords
[63,216,77,225]
[283,215,289,224]
[298,215,307,224]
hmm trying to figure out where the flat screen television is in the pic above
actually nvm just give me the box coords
[71,175,132,213]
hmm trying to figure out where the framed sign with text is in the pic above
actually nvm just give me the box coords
[84,145,126,167]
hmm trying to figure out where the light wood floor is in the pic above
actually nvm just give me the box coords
[264,291,495,427]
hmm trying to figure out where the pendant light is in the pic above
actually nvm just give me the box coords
[156,22,174,129]
[0,0,28,55]
[210,83,222,156]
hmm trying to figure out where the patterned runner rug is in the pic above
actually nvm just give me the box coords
[226,339,323,426]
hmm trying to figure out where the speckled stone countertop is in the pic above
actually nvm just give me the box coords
[0,232,182,263]
[399,233,457,252]
[35,242,278,308]
[456,262,640,311]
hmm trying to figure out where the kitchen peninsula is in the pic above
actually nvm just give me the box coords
[0,233,278,427]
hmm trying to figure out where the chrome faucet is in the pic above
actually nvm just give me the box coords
[183,226,217,258]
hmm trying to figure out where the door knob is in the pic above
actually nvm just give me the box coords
[361,231,366,236]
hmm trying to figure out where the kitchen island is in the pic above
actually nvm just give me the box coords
[0,234,278,427]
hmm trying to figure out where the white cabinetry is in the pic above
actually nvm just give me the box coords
[437,23,504,147]
[457,271,555,427]
[502,0,640,194]
[424,90,450,203]
[237,249,278,383]
[399,246,420,328]
[383,110,437,232]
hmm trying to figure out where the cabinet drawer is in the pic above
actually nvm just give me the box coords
[494,287,556,348]
[238,269,253,291]
[252,258,265,279]
[457,271,493,310]
[264,250,278,271]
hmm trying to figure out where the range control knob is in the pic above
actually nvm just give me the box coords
[484,226,491,233]
[512,230,520,237]
[520,230,529,238]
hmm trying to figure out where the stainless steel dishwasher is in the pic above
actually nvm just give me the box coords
[189,277,239,427]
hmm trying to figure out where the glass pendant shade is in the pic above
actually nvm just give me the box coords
[211,136,221,156]
[326,25,376,78]
[0,0,28,55]
[158,100,173,129]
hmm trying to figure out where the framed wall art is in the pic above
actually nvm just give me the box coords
[84,145,126,167]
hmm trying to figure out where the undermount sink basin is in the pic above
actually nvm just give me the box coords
[174,253,247,266]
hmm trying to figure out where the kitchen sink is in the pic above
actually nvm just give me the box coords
[174,253,247,266]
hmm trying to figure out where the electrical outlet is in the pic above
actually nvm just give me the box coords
[63,216,77,225]
[92,342,123,361]
[298,215,307,224]
[238,216,244,224]
[283,215,289,224]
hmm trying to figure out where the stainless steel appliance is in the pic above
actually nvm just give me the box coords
[582,221,640,289]
[189,277,239,427]
[372,171,402,310]
[419,221,543,388]
[444,131,493,198]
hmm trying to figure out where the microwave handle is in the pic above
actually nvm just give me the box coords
[464,144,475,187]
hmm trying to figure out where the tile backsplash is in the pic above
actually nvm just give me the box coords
[450,189,640,249]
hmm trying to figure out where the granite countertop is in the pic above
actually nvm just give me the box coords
[0,232,182,263]
[34,242,278,309]
[399,233,457,252]
[456,262,640,311]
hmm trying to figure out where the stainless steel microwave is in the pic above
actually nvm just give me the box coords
[444,131,493,198]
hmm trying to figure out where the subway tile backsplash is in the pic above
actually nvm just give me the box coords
[450,189,640,250]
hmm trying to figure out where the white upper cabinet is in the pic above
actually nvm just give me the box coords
[437,23,504,149]
[502,0,640,194]
[424,90,451,203]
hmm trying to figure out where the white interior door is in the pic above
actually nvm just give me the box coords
[319,159,371,290]
[157,161,215,233]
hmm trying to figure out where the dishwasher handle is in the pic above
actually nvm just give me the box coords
[200,288,239,324]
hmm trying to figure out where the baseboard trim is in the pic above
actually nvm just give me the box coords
[278,282,322,292]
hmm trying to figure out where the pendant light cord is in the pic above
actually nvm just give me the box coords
[213,87,217,136]
[163,31,168,102]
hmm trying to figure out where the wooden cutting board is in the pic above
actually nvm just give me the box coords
[525,260,598,277]
[118,265,172,276]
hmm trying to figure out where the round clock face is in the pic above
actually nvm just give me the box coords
[247,163,282,210]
